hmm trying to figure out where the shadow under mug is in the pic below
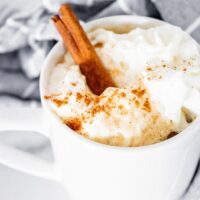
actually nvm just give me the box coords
[0,16,200,200]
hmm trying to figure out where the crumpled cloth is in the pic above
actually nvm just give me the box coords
[0,0,199,199]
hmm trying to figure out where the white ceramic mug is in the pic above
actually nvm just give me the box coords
[0,16,200,200]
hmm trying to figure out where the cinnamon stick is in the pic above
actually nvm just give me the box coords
[52,15,82,64]
[52,4,115,95]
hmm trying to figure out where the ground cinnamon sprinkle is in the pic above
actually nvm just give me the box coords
[53,99,64,107]
[76,92,93,106]
[121,92,126,97]
[94,42,103,48]
[183,68,187,72]
[90,104,106,117]
[146,67,152,71]
[131,88,145,98]
[64,118,82,131]
[44,94,69,107]
[71,82,76,86]
[84,94,92,106]
[134,99,140,108]
[118,105,124,110]
[143,98,151,112]
[53,96,69,107]
[44,95,51,100]
[44,95,64,107]
[76,92,83,101]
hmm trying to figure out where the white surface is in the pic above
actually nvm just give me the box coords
[0,164,67,200]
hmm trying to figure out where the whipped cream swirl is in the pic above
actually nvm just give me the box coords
[45,24,200,146]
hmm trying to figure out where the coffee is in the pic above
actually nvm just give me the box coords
[45,24,200,147]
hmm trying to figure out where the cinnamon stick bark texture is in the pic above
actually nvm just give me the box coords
[52,15,82,64]
[52,4,115,95]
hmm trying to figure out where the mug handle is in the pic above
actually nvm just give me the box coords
[0,106,57,181]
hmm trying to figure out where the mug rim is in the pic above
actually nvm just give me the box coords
[40,15,200,152]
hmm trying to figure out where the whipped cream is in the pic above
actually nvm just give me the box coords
[46,24,200,147]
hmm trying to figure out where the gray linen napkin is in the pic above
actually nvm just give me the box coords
[0,0,199,199]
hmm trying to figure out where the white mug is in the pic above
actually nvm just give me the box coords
[0,16,200,200]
